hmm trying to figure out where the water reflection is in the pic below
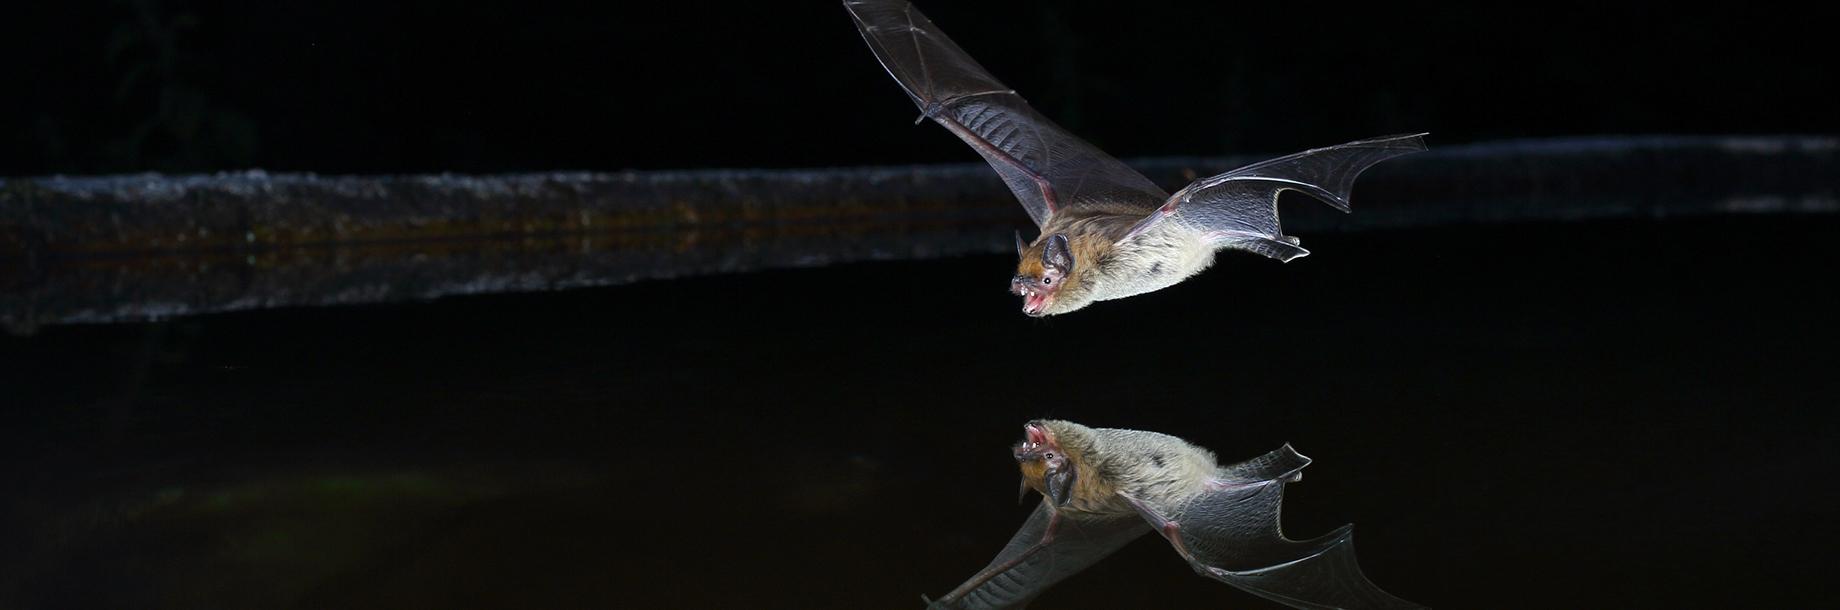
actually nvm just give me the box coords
[5,217,1837,608]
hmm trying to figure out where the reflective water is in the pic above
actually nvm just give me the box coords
[3,217,1836,608]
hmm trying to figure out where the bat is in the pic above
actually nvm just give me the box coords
[924,420,1423,609]
[845,0,1425,316]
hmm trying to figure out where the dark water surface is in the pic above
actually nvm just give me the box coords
[3,217,1836,608]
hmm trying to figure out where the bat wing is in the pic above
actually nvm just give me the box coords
[1121,134,1427,261]
[845,0,1169,227]
[1120,444,1423,610]
[926,499,1150,609]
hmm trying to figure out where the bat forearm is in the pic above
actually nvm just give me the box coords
[933,511,1059,607]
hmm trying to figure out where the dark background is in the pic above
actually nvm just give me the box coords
[3,0,1836,176]
[5,219,1838,608]
[5,2,1839,609]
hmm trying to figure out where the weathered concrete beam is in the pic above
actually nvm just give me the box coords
[1,136,1834,330]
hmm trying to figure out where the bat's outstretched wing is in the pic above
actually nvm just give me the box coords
[926,500,1149,609]
[1122,134,1427,261]
[845,0,1169,227]
[1120,445,1423,610]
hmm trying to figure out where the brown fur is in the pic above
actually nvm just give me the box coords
[1065,451,1120,514]
[1015,224,1126,307]
[1014,419,1220,518]
[1015,233,1111,277]
[1015,420,1127,516]
[1017,459,1047,492]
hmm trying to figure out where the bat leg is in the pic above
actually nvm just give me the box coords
[1203,230,1311,262]
[1118,493,1167,527]
[1161,522,1254,582]
[1119,495,1194,560]
[1122,492,1421,609]
[1121,493,1226,579]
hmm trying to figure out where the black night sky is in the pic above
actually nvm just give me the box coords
[4,1,1835,175]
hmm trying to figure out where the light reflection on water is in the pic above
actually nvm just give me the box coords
[3,217,1838,608]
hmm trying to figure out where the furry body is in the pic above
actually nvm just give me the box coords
[1018,419,1218,518]
[849,0,1424,317]
[975,419,1423,609]
[1016,215,1218,314]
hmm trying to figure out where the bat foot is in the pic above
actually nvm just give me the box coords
[1160,521,1244,580]
[1160,522,1193,557]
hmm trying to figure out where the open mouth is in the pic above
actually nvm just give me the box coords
[1015,423,1057,460]
[1022,292,1050,316]
[1024,423,1050,447]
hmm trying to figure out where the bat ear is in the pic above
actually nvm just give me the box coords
[1046,466,1076,507]
[1014,231,1028,259]
[1041,233,1073,273]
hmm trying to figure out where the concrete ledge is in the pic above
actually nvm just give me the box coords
[3,135,1834,330]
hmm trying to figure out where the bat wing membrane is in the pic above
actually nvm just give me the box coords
[927,500,1149,609]
[1124,134,1427,261]
[845,0,1169,227]
[1120,444,1424,609]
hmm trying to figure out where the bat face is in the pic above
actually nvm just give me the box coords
[1008,265,1060,317]
[1013,422,1074,505]
[1010,234,1087,317]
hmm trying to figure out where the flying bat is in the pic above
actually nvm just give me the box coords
[925,420,1422,609]
[845,0,1425,316]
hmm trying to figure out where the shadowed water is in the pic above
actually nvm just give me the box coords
[2,216,1836,608]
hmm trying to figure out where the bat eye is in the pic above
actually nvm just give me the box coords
[1045,452,1055,459]
[1042,277,1052,285]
